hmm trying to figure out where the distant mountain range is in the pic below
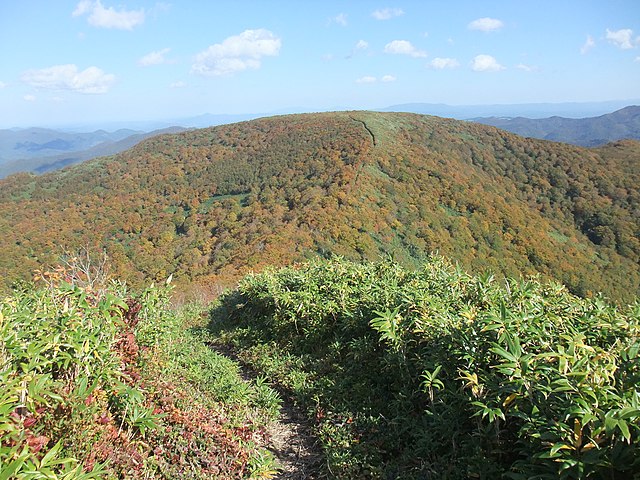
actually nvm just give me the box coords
[472,105,640,147]
[0,127,187,178]
[380,99,640,119]
[0,128,141,164]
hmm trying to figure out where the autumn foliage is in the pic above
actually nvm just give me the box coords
[0,112,638,301]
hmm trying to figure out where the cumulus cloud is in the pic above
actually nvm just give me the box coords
[429,57,460,69]
[468,17,503,32]
[581,35,595,54]
[138,48,172,66]
[21,64,115,94]
[635,56,640,62]
[24,94,36,102]
[384,40,427,58]
[356,76,377,84]
[471,54,505,72]
[0,81,7,88]
[72,0,145,30]
[372,8,404,20]
[381,74,396,82]
[192,29,281,77]
[605,28,635,49]
[331,13,348,26]
[170,81,187,88]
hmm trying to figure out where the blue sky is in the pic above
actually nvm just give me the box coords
[0,0,639,128]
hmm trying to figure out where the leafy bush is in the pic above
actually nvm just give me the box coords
[1,268,281,479]
[212,256,640,479]
[0,275,136,478]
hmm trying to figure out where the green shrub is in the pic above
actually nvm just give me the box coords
[1,280,127,478]
[212,256,640,479]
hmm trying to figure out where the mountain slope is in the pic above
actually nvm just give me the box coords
[0,112,638,302]
[473,105,640,146]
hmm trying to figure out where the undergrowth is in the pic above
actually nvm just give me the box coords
[210,256,640,479]
[1,264,281,479]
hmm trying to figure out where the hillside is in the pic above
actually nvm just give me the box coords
[0,111,639,302]
[473,105,640,146]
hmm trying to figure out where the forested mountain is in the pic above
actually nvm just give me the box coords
[474,105,640,146]
[0,112,638,302]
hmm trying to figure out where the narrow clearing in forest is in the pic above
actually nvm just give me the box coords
[207,343,325,479]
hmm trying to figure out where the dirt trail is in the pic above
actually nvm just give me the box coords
[207,343,324,479]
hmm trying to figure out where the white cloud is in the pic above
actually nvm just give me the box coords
[346,40,368,60]
[372,8,404,20]
[468,17,503,32]
[331,13,348,26]
[170,81,187,88]
[321,53,334,61]
[581,35,595,54]
[72,0,92,16]
[381,75,396,82]
[429,57,460,69]
[606,28,634,49]
[192,29,281,77]
[471,54,505,72]
[0,81,7,89]
[21,64,115,94]
[635,56,640,62]
[24,94,36,102]
[516,63,537,72]
[138,48,171,66]
[384,40,427,58]
[73,0,145,30]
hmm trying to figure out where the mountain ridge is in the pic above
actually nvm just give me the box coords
[3,102,639,177]
[0,127,141,164]
[473,105,640,146]
[0,126,188,178]
[0,111,638,302]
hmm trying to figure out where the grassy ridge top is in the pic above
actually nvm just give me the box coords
[0,112,638,301]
